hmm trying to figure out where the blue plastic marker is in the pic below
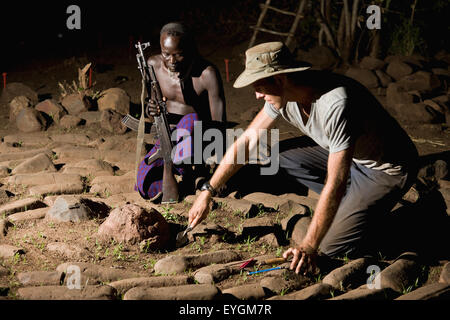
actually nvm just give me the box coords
[247,266,287,275]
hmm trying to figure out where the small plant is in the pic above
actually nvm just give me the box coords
[279,288,289,296]
[160,206,179,223]
[314,273,323,283]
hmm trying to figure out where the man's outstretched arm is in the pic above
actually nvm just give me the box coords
[188,107,276,228]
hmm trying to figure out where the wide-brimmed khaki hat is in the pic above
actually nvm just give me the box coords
[233,41,311,88]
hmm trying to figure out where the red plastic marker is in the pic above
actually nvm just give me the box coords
[2,72,6,89]
[89,68,92,88]
[224,59,230,82]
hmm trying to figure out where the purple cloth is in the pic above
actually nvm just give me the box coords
[135,113,199,199]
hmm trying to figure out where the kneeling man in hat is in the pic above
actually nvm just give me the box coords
[189,42,418,274]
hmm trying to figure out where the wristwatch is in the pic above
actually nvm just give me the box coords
[200,181,217,197]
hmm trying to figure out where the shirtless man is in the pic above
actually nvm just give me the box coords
[132,22,226,202]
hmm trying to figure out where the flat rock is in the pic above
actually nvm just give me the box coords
[279,193,318,211]
[109,275,192,295]
[268,283,333,300]
[50,134,92,146]
[154,250,241,275]
[395,283,450,300]
[3,134,52,148]
[222,283,267,300]
[242,192,286,210]
[0,148,52,162]
[56,262,144,285]
[8,207,48,223]
[52,146,100,162]
[439,262,450,284]
[123,284,220,300]
[0,198,46,216]
[329,284,400,300]
[90,174,135,196]
[322,257,375,290]
[11,153,56,174]
[17,285,116,300]
[97,204,169,248]
[47,242,91,259]
[241,216,275,236]
[17,271,64,286]
[78,111,102,125]
[0,244,24,259]
[212,197,259,217]
[8,172,82,187]
[67,159,114,175]
[28,182,85,197]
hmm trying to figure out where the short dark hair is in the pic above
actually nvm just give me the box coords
[160,22,197,53]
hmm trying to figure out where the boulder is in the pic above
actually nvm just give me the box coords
[377,252,422,293]
[35,99,66,124]
[268,283,333,300]
[386,60,414,81]
[78,111,102,125]
[100,109,128,134]
[16,108,47,132]
[109,276,192,295]
[322,257,374,290]
[439,262,450,284]
[222,283,268,300]
[397,71,441,92]
[296,46,337,70]
[345,67,379,89]
[61,93,91,115]
[59,115,83,129]
[0,82,38,105]
[9,96,32,122]
[386,83,417,108]
[0,197,46,216]
[97,88,130,115]
[360,56,386,70]
[97,204,170,248]
[46,196,93,222]
[0,244,24,259]
[389,103,444,124]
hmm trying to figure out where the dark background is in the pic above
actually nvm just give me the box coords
[2,0,450,71]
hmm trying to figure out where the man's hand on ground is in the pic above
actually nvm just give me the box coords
[188,191,212,229]
[283,243,318,275]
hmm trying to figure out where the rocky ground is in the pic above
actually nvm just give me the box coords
[0,39,449,301]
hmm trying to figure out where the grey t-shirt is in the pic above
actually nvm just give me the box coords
[264,86,417,175]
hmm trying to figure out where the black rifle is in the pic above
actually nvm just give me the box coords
[134,42,178,204]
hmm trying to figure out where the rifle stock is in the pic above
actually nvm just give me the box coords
[135,42,179,204]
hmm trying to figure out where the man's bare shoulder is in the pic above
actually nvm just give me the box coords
[147,54,163,68]
[199,64,220,84]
